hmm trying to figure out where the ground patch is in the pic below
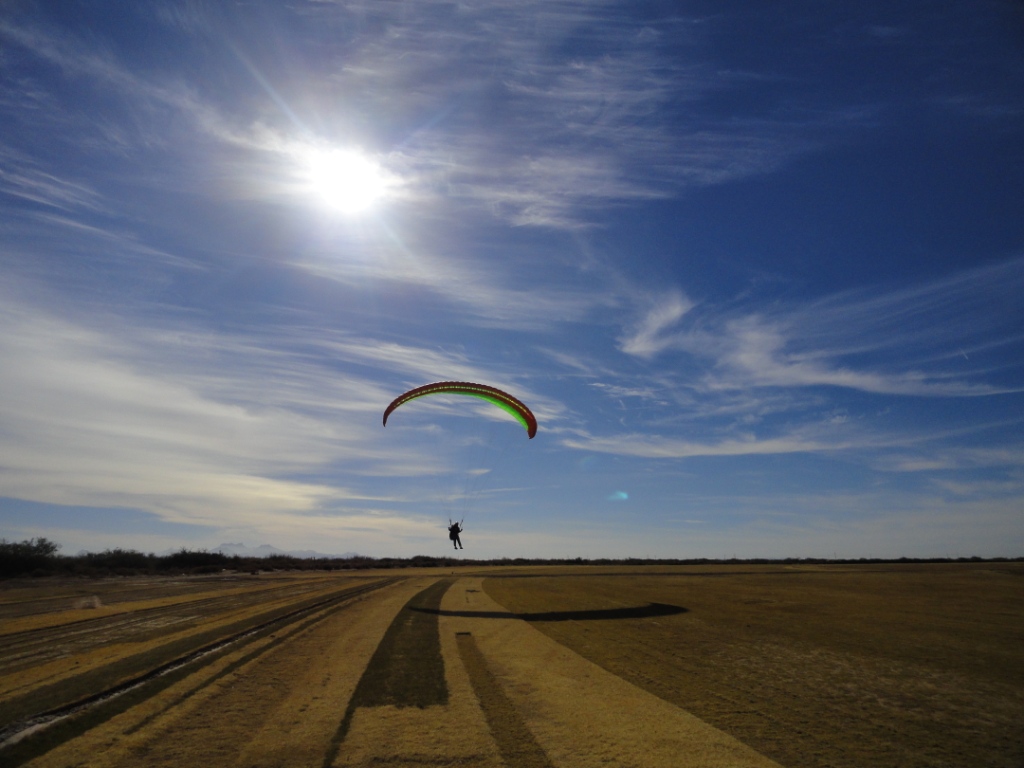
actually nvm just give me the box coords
[323,578,453,766]
[456,631,553,768]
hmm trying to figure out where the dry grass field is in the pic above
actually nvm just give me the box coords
[0,563,1020,767]
[486,562,1024,768]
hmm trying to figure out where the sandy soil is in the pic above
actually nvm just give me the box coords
[25,578,430,768]
[331,576,780,767]
[445,577,782,768]
[485,563,1024,768]
[0,577,380,722]
[333,578,505,767]
[5,564,1018,767]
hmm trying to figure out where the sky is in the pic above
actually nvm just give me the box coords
[1,0,1023,560]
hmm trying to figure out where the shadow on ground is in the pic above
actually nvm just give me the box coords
[411,602,687,622]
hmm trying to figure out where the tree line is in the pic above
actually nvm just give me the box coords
[1,537,1019,579]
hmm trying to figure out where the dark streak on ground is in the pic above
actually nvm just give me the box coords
[455,631,553,768]
[322,578,453,768]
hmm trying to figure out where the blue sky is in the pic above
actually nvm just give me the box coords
[1,1,1022,559]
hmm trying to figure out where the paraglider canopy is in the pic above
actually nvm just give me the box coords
[382,381,537,438]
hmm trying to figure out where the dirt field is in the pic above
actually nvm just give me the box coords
[486,563,1024,768]
[0,564,1020,767]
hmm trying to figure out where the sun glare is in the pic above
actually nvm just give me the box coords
[302,148,389,215]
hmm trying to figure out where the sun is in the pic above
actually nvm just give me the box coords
[301,148,390,215]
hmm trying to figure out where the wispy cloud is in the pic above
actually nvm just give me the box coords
[7,208,205,275]
[930,475,1024,498]
[0,297,413,524]
[150,1,844,229]
[0,285,565,528]
[618,291,695,358]
[877,445,1024,474]
[0,151,107,213]
[0,1,981,243]
[708,315,1009,396]
[572,258,1024,470]
[562,429,845,459]
[351,16,830,228]
[618,257,1024,397]
[563,413,1024,474]
[298,240,605,331]
[0,17,271,164]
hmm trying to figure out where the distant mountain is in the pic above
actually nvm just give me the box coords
[211,542,362,559]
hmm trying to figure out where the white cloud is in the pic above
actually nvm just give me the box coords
[0,5,855,251]
[710,315,1008,396]
[0,287,567,530]
[298,243,603,331]
[877,445,1024,474]
[930,476,1024,498]
[562,429,845,459]
[617,257,1024,398]
[618,291,695,358]
[0,2,892,242]
[0,150,107,213]
[0,298,421,526]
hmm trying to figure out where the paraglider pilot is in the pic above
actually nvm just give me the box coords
[448,519,464,550]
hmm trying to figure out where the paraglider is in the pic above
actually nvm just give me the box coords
[448,518,464,549]
[382,381,537,438]
[382,381,537,550]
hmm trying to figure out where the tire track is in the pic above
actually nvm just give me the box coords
[0,578,398,767]
[1,582,368,724]
[0,580,334,674]
[455,631,553,768]
[0,576,268,621]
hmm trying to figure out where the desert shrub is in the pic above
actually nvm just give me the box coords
[159,548,231,570]
[192,564,224,574]
[82,548,155,572]
[0,537,61,577]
